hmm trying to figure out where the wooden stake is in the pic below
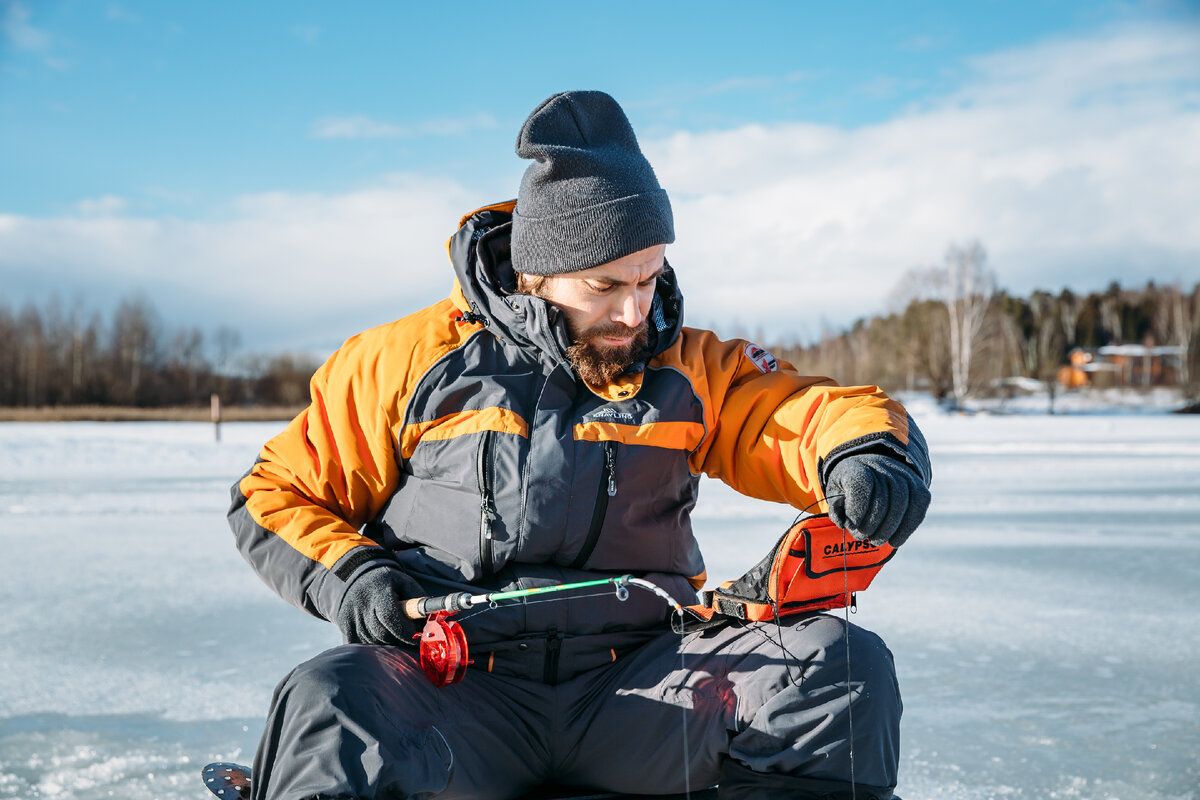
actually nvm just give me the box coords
[211,393,222,442]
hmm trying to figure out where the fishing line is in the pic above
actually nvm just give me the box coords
[843,530,857,800]
[438,589,622,627]
[678,611,692,800]
[799,491,858,799]
[757,495,848,689]
[731,618,808,689]
[772,607,800,686]
[496,589,622,609]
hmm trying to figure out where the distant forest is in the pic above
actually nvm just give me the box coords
[2,244,1197,411]
[0,295,319,409]
[771,243,1199,408]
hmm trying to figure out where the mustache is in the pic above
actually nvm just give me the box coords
[586,320,647,340]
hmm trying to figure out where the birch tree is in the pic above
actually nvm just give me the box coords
[1029,291,1065,412]
[1164,283,1197,392]
[943,241,995,408]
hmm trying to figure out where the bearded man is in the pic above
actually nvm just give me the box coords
[228,90,932,800]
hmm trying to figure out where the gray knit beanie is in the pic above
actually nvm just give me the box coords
[511,90,674,276]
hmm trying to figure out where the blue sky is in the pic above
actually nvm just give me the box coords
[2,1,1198,355]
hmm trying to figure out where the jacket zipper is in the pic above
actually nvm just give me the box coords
[478,430,497,578]
[544,628,562,686]
[570,441,617,569]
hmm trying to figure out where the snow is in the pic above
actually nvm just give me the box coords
[1,409,1198,799]
[899,386,1194,417]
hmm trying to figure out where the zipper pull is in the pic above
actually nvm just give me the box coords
[604,442,617,496]
[481,500,496,537]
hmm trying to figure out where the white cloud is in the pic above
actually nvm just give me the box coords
[645,22,1200,340]
[75,195,128,217]
[0,176,486,355]
[311,112,497,140]
[2,22,1197,354]
[2,0,49,51]
[105,4,142,24]
[289,23,320,45]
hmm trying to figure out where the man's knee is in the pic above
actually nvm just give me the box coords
[727,615,901,787]
[783,614,898,694]
[788,613,890,656]
[275,657,339,706]
[258,646,453,799]
[275,647,356,700]
[272,644,417,713]
[788,614,901,743]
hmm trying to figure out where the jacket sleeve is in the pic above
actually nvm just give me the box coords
[226,329,424,622]
[677,330,931,510]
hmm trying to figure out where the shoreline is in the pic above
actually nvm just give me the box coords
[0,405,305,423]
[2,388,1194,423]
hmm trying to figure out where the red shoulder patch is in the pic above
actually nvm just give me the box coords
[744,342,779,374]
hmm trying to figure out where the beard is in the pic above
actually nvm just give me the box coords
[520,274,650,386]
[565,318,649,386]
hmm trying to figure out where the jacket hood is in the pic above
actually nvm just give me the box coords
[446,201,685,374]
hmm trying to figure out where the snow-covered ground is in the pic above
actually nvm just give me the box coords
[1,408,1197,799]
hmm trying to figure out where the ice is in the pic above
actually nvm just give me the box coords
[1,413,1198,798]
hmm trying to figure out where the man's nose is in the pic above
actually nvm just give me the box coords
[612,290,646,328]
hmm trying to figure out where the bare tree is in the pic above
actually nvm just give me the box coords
[64,299,102,404]
[1098,282,1124,344]
[0,305,15,404]
[1190,284,1200,398]
[16,303,46,406]
[165,327,208,402]
[1161,282,1197,394]
[109,296,162,404]
[247,353,321,406]
[213,326,242,374]
[901,297,953,400]
[1028,292,1066,412]
[886,267,953,399]
[1058,289,1081,351]
[942,241,996,408]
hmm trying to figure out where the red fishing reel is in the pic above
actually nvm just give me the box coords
[418,611,471,687]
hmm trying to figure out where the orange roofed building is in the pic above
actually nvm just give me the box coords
[1058,344,1184,388]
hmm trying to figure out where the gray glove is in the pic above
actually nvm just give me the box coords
[335,566,418,646]
[824,452,931,548]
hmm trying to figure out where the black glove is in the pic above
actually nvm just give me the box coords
[824,452,931,548]
[335,566,418,646]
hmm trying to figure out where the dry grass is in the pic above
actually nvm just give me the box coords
[0,405,305,422]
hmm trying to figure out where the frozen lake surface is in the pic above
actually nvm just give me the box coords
[1,411,1198,799]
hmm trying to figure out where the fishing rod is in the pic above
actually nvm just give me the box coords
[402,574,681,619]
[403,574,683,687]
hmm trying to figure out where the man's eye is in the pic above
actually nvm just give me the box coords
[590,283,615,294]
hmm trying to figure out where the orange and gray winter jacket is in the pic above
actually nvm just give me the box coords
[228,201,931,682]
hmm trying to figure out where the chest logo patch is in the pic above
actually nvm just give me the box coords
[744,343,779,374]
[588,406,636,423]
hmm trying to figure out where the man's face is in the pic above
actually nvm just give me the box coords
[527,244,666,385]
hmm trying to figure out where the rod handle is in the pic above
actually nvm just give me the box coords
[404,592,473,619]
